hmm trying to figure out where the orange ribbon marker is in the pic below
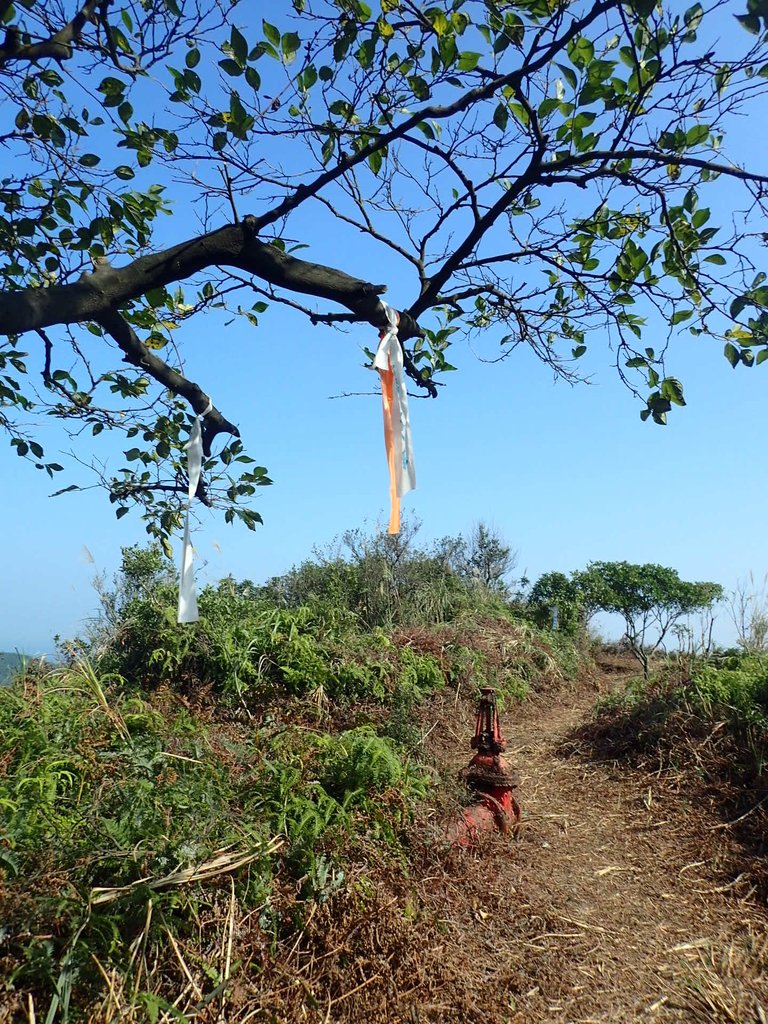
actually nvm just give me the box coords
[373,303,416,534]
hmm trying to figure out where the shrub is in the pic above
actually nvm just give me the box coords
[689,654,768,718]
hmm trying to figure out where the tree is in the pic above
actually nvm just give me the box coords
[435,521,517,597]
[528,570,584,634]
[576,560,723,675]
[3,0,768,542]
[726,571,768,652]
[260,516,476,627]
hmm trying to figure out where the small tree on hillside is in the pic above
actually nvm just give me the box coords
[528,570,584,635]
[576,561,722,676]
[435,522,517,598]
[727,572,768,653]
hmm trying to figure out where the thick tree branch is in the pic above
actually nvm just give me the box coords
[96,307,239,459]
[0,215,426,341]
[0,0,101,66]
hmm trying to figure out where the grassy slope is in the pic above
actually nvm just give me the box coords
[571,650,768,896]
[0,599,584,1023]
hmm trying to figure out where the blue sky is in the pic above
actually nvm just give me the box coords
[2,2,767,652]
[4,286,764,652]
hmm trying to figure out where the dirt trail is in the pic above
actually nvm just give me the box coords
[413,676,768,1024]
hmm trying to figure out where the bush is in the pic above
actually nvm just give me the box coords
[689,654,768,718]
[318,727,427,803]
[0,664,427,1018]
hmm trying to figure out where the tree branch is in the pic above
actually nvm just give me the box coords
[0,0,101,67]
[251,0,617,234]
[541,149,768,188]
[0,216,426,341]
[95,306,239,459]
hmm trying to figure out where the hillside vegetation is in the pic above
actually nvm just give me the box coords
[0,652,27,687]
[0,527,585,1023]
[3,531,767,1022]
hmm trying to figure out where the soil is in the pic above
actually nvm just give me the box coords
[12,663,765,1024]
[390,667,768,1024]
[244,664,768,1023]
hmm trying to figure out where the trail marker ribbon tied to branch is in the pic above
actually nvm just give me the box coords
[177,399,212,624]
[373,304,416,534]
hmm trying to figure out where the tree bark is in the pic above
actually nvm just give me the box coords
[0,216,424,341]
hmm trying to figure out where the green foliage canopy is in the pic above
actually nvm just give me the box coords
[528,570,585,634]
[2,0,768,538]
[577,559,723,672]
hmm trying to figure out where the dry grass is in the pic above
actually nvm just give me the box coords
[4,667,768,1024]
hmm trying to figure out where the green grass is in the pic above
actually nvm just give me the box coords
[0,545,586,1021]
[0,660,431,1021]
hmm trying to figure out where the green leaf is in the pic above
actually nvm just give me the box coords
[684,3,704,33]
[704,253,726,265]
[219,58,243,77]
[567,36,594,70]
[670,309,692,325]
[493,102,508,131]
[368,148,382,176]
[555,63,578,90]
[281,31,300,64]
[457,51,481,71]
[686,124,709,147]
[321,135,335,165]
[736,12,761,33]
[660,377,686,406]
[408,75,429,100]
[730,295,747,319]
[231,26,248,65]
[263,21,280,48]
[572,345,587,358]
[356,37,376,68]
[715,64,731,94]
[723,341,740,367]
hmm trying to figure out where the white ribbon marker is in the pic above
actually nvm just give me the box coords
[373,303,416,534]
[177,399,212,624]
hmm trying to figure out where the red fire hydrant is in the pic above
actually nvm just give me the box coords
[449,687,521,847]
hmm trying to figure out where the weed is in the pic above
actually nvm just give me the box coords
[1,541,586,1020]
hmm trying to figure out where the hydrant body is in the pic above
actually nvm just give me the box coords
[450,687,521,847]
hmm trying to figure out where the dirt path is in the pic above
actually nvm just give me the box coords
[413,678,768,1024]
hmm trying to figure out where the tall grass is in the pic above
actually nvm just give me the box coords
[0,538,585,1020]
[0,661,430,1021]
